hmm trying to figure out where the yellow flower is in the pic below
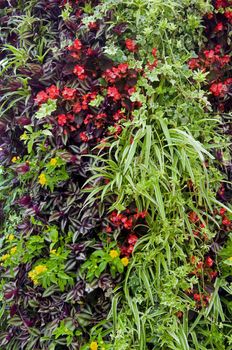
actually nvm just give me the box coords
[90,341,98,350]
[10,246,17,255]
[109,250,119,259]
[121,257,129,267]
[28,271,39,285]
[7,234,15,241]
[38,173,47,186]
[12,156,20,163]
[28,265,47,285]
[1,254,10,261]
[50,249,57,255]
[34,265,47,274]
[50,158,57,166]
[228,257,232,261]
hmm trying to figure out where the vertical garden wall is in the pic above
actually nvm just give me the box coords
[0,0,231,349]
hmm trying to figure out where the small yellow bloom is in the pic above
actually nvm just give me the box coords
[28,271,39,285]
[1,254,10,261]
[90,341,98,350]
[7,234,15,241]
[50,249,57,255]
[10,246,17,255]
[109,250,119,259]
[50,158,57,166]
[34,265,47,274]
[12,156,20,163]
[28,265,47,285]
[38,173,47,186]
[228,257,232,261]
[121,257,129,267]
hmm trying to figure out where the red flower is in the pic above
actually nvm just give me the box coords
[225,11,232,24]
[188,58,200,70]
[73,102,82,113]
[127,245,134,254]
[123,218,133,230]
[88,22,98,30]
[219,208,227,216]
[73,65,86,80]
[188,211,199,223]
[67,114,75,122]
[80,132,89,142]
[113,124,122,136]
[214,22,224,32]
[222,217,231,226]
[73,39,82,51]
[214,44,221,54]
[209,271,218,279]
[125,39,137,52]
[203,50,215,60]
[105,225,112,233]
[147,60,158,70]
[128,87,136,95]
[205,256,214,267]
[207,12,214,19]
[193,293,201,302]
[34,91,48,105]
[87,48,95,56]
[118,63,129,74]
[210,82,227,97]
[57,114,67,126]
[219,55,230,66]
[152,48,157,57]
[190,256,196,264]
[225,78,232,85]
[107,86,121,101]
[215,0,229,9]
[128,234,138,245]
[46,85,60,99]
[62,87,77,100]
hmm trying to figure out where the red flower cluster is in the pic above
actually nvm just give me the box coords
[72,92,97,113]
[125,38,137,52]
[57,113,75,128]
[73,65,86,80]
[103,63,129,83]
[106,208,148,256]
[209,82,228,97]
[188,47,230,72]
[214,22,224,32]
[62,87,77,100]
[120,234,138,257]
[107,87,121,101]
[68,38,82,58]
[147,47,158,70]
[34,85,60,105]
[215,0,229,9]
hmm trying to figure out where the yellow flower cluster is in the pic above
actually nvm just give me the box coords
[7,234,15,241]
[121,257,129,266]
[28,265,47,285]
[38,173,47,186]
[90,342,98,350]
[50,158,57,166]
[109,250,119,258]
[10,246,17,255]
[11,156,20,163]
[0,245,17,264]
[229,257,232,261]
[0,254,10,262]
[50,249,59,256]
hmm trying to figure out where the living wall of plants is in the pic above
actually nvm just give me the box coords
[0,0,231,349]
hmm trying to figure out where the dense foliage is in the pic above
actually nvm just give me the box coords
[0,0,231,349]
